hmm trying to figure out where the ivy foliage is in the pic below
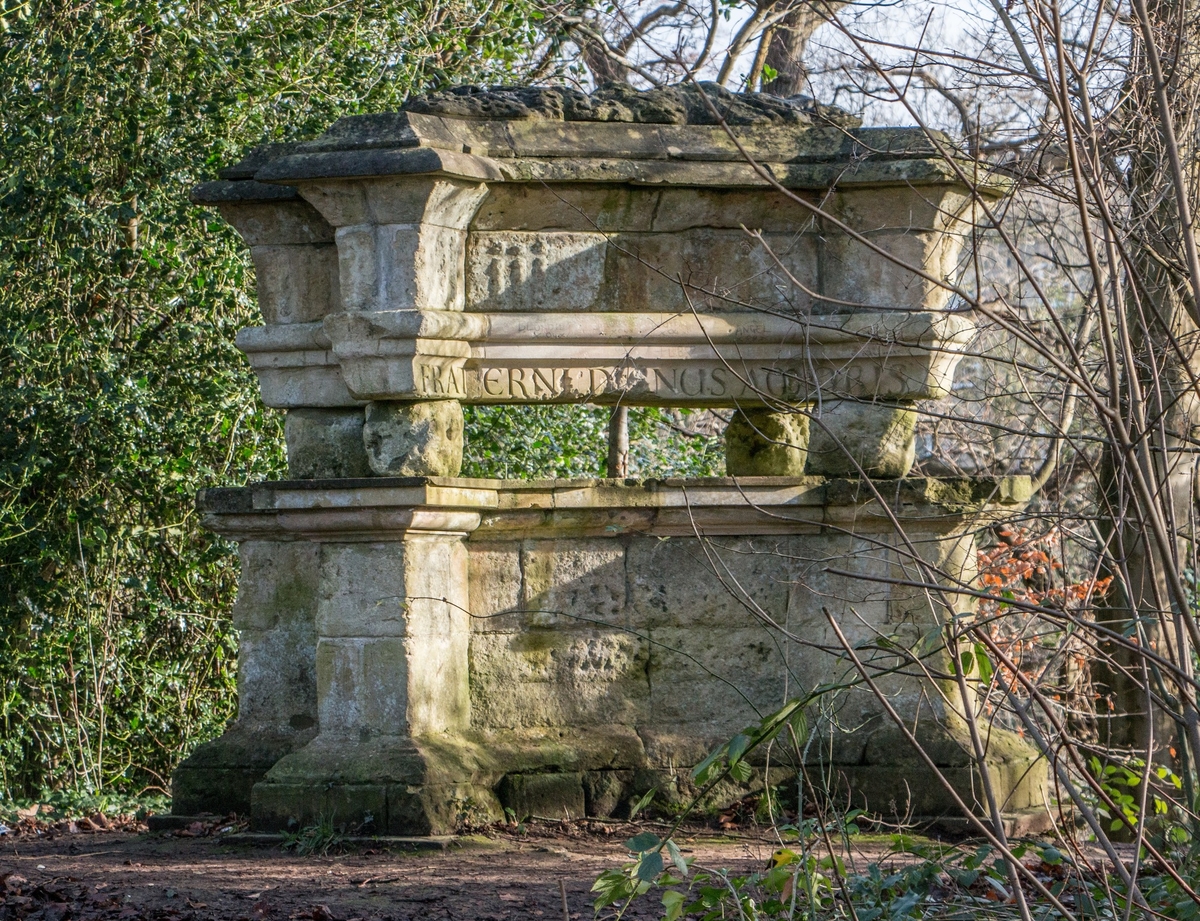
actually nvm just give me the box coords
[463,406,724,480]
[0,0,540,798]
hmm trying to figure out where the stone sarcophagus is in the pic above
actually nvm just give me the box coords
[170,84,1046,834]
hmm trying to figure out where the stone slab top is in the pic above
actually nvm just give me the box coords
[198,475,1031,541]
[200,474,1031,505]
[191,83,1000,197]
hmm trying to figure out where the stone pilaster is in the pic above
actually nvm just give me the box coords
[191,179,370,470]
[293,177,488,315]
[249,513,492,835]
[290,176,488,469]
[171,540,320,815]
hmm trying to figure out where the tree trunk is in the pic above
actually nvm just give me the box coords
[761,2,838,96]
[1095,0,1200,767]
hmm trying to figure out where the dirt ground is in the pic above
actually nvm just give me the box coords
[0,821,823,921]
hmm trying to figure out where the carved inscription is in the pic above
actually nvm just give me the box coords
[347,354,927,404]
[463,363,826,403]
[417,361,467,398]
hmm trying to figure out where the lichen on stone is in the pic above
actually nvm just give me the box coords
[404,81,861,128]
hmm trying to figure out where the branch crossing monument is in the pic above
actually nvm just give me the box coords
[167,83,1047,835]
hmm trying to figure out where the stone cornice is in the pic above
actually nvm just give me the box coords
[236,310,975,409]
[196,104,1005,194]
[199,476,1031,542]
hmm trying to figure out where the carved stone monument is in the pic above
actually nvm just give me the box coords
[168,84,1046,834]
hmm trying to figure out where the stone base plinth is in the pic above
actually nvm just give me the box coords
[249,728,651,833]
[244,723,1044,835]
[816,719,1048,821]
[170,476,1046,833]
[171,726,315,816]
[250,737,494,836]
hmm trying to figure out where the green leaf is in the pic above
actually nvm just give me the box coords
[625,831,661,853]
[973,643,994,683]
[959,650,975,675]
[666,838,689,877]
[662,890,686,921]
[761,63,778,82]
[635,851,664,882]
[691,748,724,783]
[789,709,809,746]
[726,733,751,765]
[629,787,657,821]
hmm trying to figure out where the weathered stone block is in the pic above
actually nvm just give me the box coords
[638,729,726,771]
[215,199,335,247]
[645,677,766,733]
[363,400,464,476]
[469,629,649,730]
[379,223,467,310]
[407,631,471,733]
[470,187,826,235]
[365,178,488,228]
[828,187,970,237]
[318,634,466,737]
[519,539,627,628]
[582,770,635,817]
[819,229,961,311]
[466,231,607,311]
[296,180,370,228]
[333,224,377,312]
[317,540,469,639]
[172,730,308,817]
[649,625,790,687]
[238,627,318,733]
[467,543,522,629]
[299,178,488,230]
[805,401,917,477]
[252,243,340,324]
[497,772,586,820]
[317,544,412,638]
[232,541,322,633]
[605,230,818,314]
[827,718,1046,817]
[649,188,823,233]
[471,185,658,233]
[238,323,360,408]
[725,409,809,476]
[253,775,505,835]
[251,781,387,833]
[386,782,502,834]
[785,532,895,624]
[628,536,791,629]
[285,408,371,479]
